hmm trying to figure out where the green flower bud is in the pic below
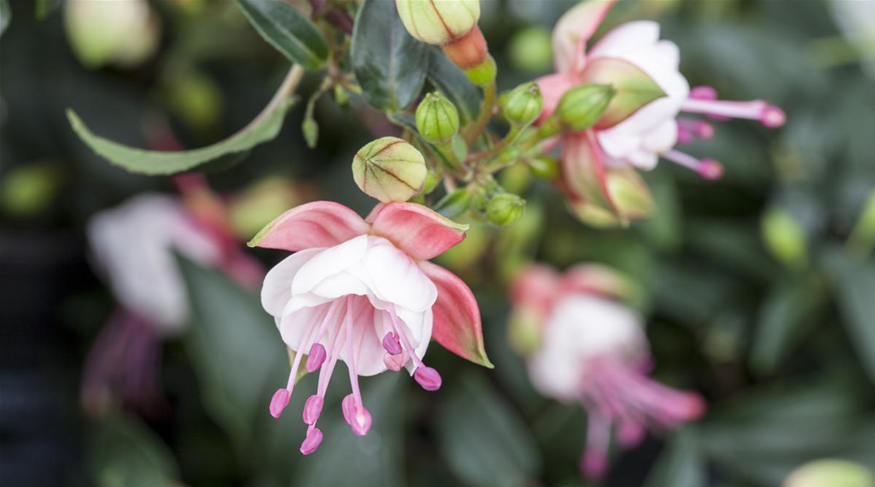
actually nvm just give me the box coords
[528,155,560,180]
[784,460,874,487]
[508,26,553,74]
[762,208,808,269]
[464,55,497,87]
[502,82,543,126]
[65,0,160,69]
[416,92,460,144]
[395,0,480,45]
[487,194,525,227]
[557,84,615,131]
[352,137,427,203]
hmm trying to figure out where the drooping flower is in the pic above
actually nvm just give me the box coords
[84,190,262,415]
[536,0,785,225]
[509,264,705,480]
[250,201,490,454]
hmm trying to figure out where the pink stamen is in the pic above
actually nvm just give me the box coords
[677,126,695,145]
[382,332,402,355]
[662,150,724,180]
[341,394,356,426]
[269,388,291,419]
[617,420,645,448]
[343,297,372,436]
[414,366,442,391]
[388,309,426,369]
[351,405,372,436]
[580,411,611,480]
[681,98,785,128]
[300,426,323,455]
[306,343,327,373]
[689,85,717,100]
[303,395,324,425]
[678,118,714,141]
[383,351,409,372]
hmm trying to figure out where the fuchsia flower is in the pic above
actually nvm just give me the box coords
[537,0,785,224]
[509,264,705,480]
[85,193,261,415]
[250,201,490,454]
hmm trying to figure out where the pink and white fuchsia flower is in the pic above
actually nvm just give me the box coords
[250,201,490,455]
[509,264,705,480]
[537,0,785,223]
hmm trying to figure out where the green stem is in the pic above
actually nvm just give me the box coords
[463,81,497,147]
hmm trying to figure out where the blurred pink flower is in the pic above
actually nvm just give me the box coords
[251,201,489,454]
[84,190,263,416]
[537,0,785,221]
[510,264,705,480]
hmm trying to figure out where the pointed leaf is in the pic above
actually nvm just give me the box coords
[235,0,328,71]
[368,202,468,261]
[351,0,429,111]
[644,429,706,487]
[420,261,491,368]
[581,57,667,129]
[89,415,179,487]
[67,66,302,175]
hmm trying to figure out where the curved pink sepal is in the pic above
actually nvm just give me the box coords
[420,261,492,368]
[248,201,370,252]
[553,0,617,72]
[562,132,619,218]
[510,264,561,316]
[369,203,468,261]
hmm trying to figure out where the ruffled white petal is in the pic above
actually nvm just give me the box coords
[291,234,368,295]
[261,248,322,317]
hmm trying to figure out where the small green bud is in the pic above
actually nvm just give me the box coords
[528,155,560,180]
[762,208,808,269]
[557,84,615,131]
[784,459,874,487]
[501,82,543,126]
[487,194,525,227]
[507,26,553,74]
[302,118,318,149]
[465,55,497,87]
[334,85,349,106]
[422,170,440,195]
[416,92,460,144]
[352,137,427,203]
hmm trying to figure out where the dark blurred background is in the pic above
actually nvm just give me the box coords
[1,1,874,486]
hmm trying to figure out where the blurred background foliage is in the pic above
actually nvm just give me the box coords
[1,0,874,486]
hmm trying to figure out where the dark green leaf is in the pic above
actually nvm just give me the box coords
[89,415,179,487]
[0,0,10,36]
[293,374,405,487]
[177,256,286,450]
[67,67,301,175]
[644,429,706,487]
[234,0,328,71]
[438,373,541,487]
[823,249,875,385]
[35,0,61,19]
[427,48,482,124]
[351,0,429,111]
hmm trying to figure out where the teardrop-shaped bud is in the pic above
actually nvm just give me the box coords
[396,0,481,45]
[557,84,615,131]
[352,137,427,203]
[502,82,543,127]
[416,92,460,144]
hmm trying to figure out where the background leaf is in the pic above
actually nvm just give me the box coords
[351,0,429,111]
[426,49,482,124]
[438,373,541,487]
[89,415,179,487]
[644,429,706,487]
[235,0,329,71]
[0,0,10,37]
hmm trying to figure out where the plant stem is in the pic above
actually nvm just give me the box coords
[463,81,497,147]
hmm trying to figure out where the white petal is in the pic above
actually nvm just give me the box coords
[278,301,332,352]
[642,119,679,155]
[261,248,322,317]
[589,21,660,59]
[360,237,438,312]
[291,234,368,295]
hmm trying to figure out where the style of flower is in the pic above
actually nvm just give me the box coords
[537,0,786,224]
[84,191,262,416]
[251,201,490,455]
[509,264,705,480]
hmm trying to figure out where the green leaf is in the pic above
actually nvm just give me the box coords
[35,0,61,20]
[67,67,302,175]
[750,276,823,375]
[0,0,10,37]
[581,57,667,130]
[177,256,286,450]
[293,374,405,487]
[438,373,541,487]
[427,48,482,124]
[89,415,179,487]
[644,429,706,487]
[351,0,429,111]
[823,248,875,385]
[234,0,328,71]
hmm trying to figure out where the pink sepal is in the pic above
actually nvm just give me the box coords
[369,202,468,261]
[248,201,370,251]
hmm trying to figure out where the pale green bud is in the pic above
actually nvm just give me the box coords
[65,0,160,69]
[784,459,874,487]
[487,194,526,227]
[395,0,480,45]
[352,137,427,203]
[416,92,460,144]
[762,208,808,269]
[557,84,615,131]
[502,82,543,126]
